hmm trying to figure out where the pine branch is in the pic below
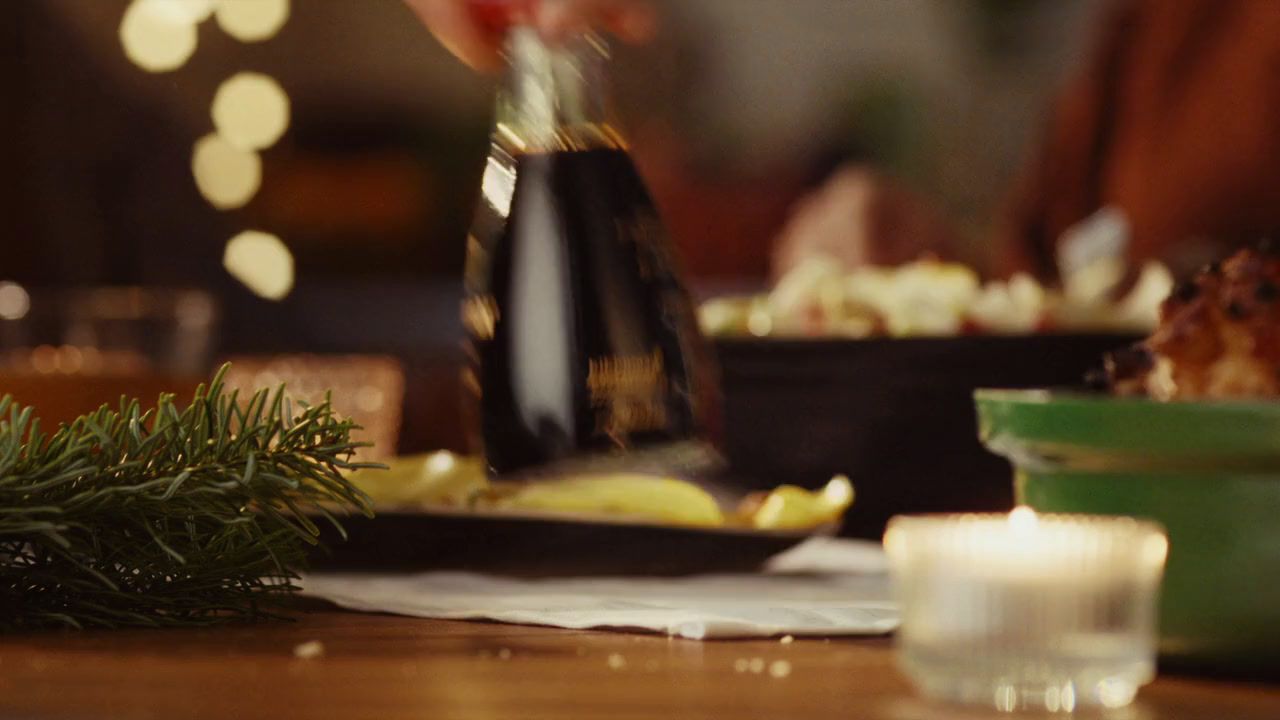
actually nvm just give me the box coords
[0,364,376,631]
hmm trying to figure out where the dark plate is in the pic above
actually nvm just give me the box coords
[714,333,1139,538]
[309,506,819,576]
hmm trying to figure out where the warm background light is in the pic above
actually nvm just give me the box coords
[211,73,292,151]
[192,133,263,209]
[119,0,199,72]
[140,0,215,25]
[223,230,295,300]
[214,0,291,43]
[0,282,31,321]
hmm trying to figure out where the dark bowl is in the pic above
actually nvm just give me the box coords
[714,334,1137,538]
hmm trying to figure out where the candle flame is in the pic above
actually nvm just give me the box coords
[1009,505,1038,534]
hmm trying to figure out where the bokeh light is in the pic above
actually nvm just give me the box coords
[214,0,291,43]
[211,73,292,151]
[0,282,31,321]
[139,0,215,25]
[192,133,263,209]
[223,230,295,300]
[119,0,199,72]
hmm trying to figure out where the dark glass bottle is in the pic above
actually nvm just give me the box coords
[462,27,719,478]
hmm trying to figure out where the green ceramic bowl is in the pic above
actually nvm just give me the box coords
[975,389,1280,676]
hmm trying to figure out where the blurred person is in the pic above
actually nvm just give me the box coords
[407,0,802,280]
[412,0,1280,281]
[773,0,1280,280]
[992,0,1280,279]
[403,0,657,70]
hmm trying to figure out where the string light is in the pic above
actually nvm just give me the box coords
[211,73,291,151]
[214,0,291,43]
[192,133,263,209]
[120,0,295,300]
[119,0,199,72]
[140,0,215,25]
[223,231,295,300]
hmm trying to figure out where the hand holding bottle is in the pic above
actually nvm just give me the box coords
[460,5,718,476]
[405,0,656,71]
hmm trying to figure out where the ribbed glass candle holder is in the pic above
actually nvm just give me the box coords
[884,508,1167,712]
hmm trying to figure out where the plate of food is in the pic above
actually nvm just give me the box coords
[311,452,853,576]
[698,256,1171,340]
[976,240,1280,675]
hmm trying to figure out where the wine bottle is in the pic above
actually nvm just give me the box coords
[462,24,720,478]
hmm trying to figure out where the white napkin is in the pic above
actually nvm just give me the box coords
[301,537,899,639]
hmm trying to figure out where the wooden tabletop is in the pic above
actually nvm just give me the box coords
[1,607,1278,720]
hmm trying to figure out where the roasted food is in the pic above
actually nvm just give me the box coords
[1107,241,1280,400]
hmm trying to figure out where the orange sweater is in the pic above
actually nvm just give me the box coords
[1002,0,1280,278]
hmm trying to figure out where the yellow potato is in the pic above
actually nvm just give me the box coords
[749,475,854,530]
[354,453,855,532]
[496,474,725,527]
[349,451,488,508]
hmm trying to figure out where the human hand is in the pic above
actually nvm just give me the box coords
[771,165,958,279]
[404,0,657,71]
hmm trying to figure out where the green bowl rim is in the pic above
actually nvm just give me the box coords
[975,388,1280,414]
[974,388,1280,464]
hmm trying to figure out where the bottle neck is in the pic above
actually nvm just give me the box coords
[494,28,626,154]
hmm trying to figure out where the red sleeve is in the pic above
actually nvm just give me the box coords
[994,0,1142,279]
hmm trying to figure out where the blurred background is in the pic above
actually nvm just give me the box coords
[0,0,1105,455]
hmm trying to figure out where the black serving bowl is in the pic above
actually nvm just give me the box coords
[713,334,1138,538]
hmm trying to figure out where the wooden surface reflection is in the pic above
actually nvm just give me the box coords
[0,608,1277,720]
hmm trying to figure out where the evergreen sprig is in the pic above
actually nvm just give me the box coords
[0,365,376,631]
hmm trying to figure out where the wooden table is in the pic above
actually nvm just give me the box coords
[1,608,1278,720]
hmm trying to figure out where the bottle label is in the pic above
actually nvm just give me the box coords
[616,214,675,281]
[586,349,669,443]
[462,293,500,340]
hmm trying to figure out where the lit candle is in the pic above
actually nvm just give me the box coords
[884,508,1167,712]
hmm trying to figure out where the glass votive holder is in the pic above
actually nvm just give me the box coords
[884,508,1167,712]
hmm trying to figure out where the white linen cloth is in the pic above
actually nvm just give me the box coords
[301,538,899,639]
